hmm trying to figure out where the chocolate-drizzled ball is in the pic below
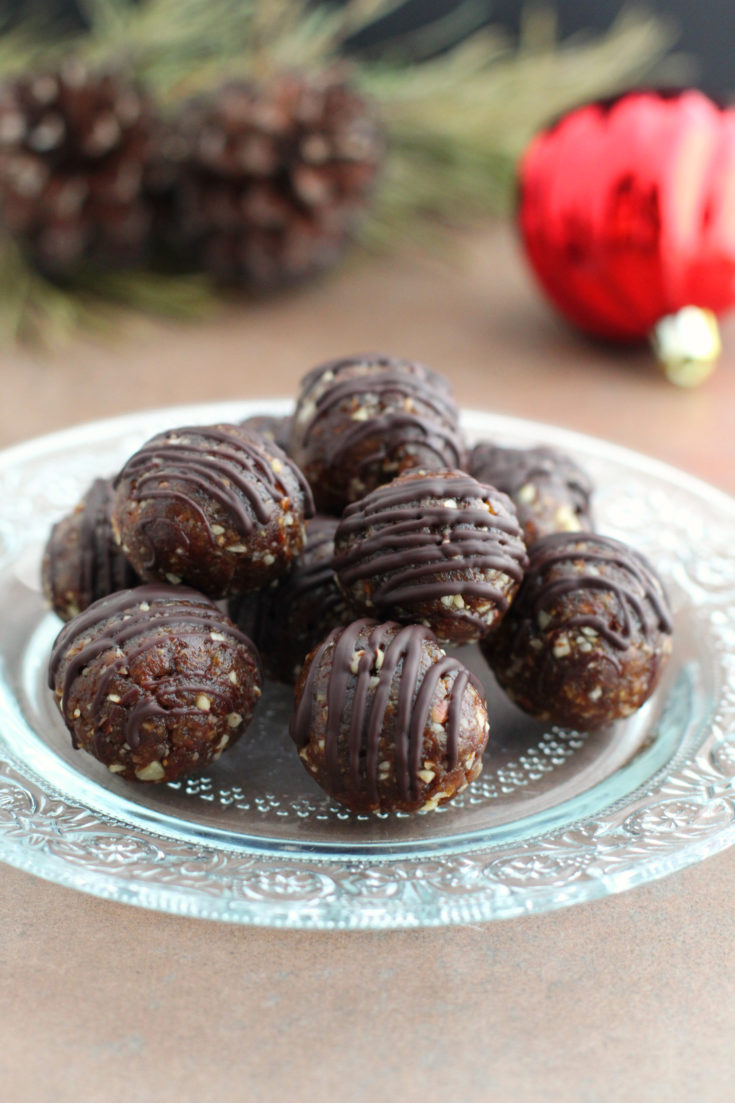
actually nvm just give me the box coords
[482,533,673,730]
[112,424,314,599]
[48,585,262,782]
[42,477,140,621]
[290,619,489,813]
[470,443,593,546]
[229,515,352,684]
[239,413,292,453]
[289,354,466,513]
[333,470,528,645]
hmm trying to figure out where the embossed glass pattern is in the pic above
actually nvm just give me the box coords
[0,402,733,927]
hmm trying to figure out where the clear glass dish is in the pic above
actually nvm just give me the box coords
[0,401,733,928]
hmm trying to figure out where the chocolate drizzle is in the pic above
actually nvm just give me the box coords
[513,532,672,649]
[290,619,485,803]
[294,355,465,475]
[334,471,527,623]
[48,584,256,750]
[115,424,314,562]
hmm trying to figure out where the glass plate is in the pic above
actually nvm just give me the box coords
[1,401,734,929]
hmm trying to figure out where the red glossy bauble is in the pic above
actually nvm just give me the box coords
[518,89,735,382]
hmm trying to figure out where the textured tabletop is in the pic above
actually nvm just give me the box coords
[2,224,734,1103]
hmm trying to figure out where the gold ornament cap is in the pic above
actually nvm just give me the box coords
[650,306,721,386]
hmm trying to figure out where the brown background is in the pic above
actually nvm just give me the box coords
[1,224,734,1102]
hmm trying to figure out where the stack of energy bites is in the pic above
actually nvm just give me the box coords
[43,355,674,814]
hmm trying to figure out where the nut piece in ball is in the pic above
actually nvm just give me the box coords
[112,424,314,598]
[229,515,352,684]
[482,532,673,730]
[333,469,528,645]
[290,618,490,813]
[469,442,593,546]
[48,585,262,782]
[42,477,140,621]
[289,354,466,512]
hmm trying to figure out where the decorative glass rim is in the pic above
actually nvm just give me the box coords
[0,400,734,929]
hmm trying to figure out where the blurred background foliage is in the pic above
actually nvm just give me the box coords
[0,0,709,343]
[4,0,732,90]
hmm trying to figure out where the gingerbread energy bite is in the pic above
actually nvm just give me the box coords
[333,469,528,645]
[239,413,292,453]
[42,477,140,621]
[469,443,593,547]
[229,515,352,684]
[289,354,466,513]
[112,424,313,598]
[482,532,673,730]
[48,585,262,782]
[291,619,489,813]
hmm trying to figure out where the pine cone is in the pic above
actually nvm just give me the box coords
[0,61,156,273]
[165,71,384,289]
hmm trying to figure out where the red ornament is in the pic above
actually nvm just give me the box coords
[518,89,735,384]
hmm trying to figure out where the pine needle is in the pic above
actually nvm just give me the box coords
[0,239,216,348]
[361,7,684,246]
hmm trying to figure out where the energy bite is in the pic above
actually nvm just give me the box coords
[289,354,466,513]
[290,618,489,813]
[482,532,673,730]
[112,423,314,598]
[239,413,292,453]
[42,477,140,621]
[333,469,528,645]
[469,443,593,546]
[229,515,352,684]
[48,584,262,782]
